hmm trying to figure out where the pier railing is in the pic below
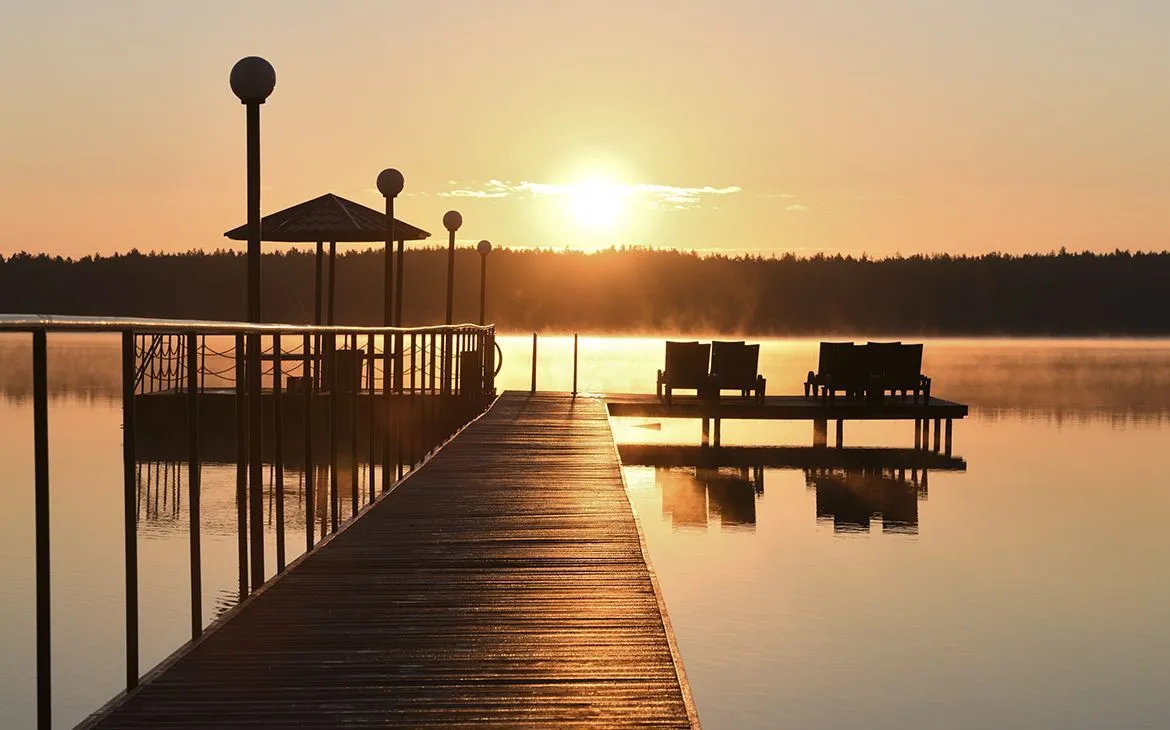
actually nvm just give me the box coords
[0,315,497,730]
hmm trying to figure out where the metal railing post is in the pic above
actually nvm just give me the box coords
[531,332,537,393]
[350,334,359,517]
[366,334,376,502]
[186,332,202,639]
[382,330,392,493]
[234,334,248,601]
[33,329,51,730]
[247,331,264,591]
[273,333,285,572]
[303,333,314,553]
[329,333,339,533]
[410,332,418,469]
[121,332,139,691]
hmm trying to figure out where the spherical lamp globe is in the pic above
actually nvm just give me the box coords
[443,210,463,232]
[376,168,405,198]
[230,56,276,104]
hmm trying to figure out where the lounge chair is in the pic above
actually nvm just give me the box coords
[656,341,711,404]
[710,340,765,403]
[804,342,864,402]
[867,342,931,402]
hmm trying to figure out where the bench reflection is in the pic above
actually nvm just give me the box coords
[624,445,965,534]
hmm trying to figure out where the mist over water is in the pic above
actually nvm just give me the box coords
[1,334,1169,728]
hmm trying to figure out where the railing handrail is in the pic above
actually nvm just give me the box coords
[0,314,493,336]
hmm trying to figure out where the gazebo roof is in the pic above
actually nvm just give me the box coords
[223,193,431,243]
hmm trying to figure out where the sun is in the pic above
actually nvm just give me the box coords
[567,179,626,230]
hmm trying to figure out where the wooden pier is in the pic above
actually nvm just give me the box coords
[606,393,968,420]
[84,392,698,729]
[606,393,968,450]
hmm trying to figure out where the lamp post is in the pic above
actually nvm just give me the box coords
[377,169,404,327]
[476,239,492,325]
[441,211,462,397]
[376,168,403,493]
[230,56,275,593]
[442,211,462,325]
[229,56,276,323]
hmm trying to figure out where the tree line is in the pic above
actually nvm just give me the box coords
[0,247,1166,335]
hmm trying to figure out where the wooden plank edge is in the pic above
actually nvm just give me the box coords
[602,399,703,730]
[76,393,503,729]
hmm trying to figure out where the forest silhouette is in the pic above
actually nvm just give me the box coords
[0,247,1166,335]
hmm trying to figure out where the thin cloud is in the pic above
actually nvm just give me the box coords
[439,189,510,198]
[435,179,742,209]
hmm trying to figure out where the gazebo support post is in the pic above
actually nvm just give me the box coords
[394,239,405,391]
[314,240,323,387]
[327,240,337,326]
[395,239,405,326]
[327,240,337,399]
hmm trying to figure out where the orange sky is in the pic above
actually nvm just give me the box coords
[0,1,1166,258]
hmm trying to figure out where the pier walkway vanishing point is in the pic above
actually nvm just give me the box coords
[85,392,699,729]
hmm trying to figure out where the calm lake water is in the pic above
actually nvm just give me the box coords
[2,334,1169,728]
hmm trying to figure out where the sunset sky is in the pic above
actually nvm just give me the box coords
[0,0,1166,259]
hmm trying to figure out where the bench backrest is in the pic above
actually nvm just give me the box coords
[866,342,923,382]
[889,343,923,380]
[664,341,711,388]
[711,340,759,386]
[817,342,857,379]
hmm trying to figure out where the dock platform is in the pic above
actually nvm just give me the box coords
[606,393,967,450]
[606,393,968,420]
[86,392,697,729]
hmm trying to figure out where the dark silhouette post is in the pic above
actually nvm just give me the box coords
[378,169,404,327]
[394,237,405,399]
[377,169,404,493]
[229,56,275,322]
[476,239,492,325]
[230,55,275,593]
[313,240,323,386]
[443,211,462,325]
[442,211,462,396]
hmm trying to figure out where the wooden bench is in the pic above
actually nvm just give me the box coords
[805,342,931,403]
[656,341,712,404]
[804,342,864,402]
[865,341,931,402]
[710,340,765,403]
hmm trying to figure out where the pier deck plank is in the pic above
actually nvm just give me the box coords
[89,392,695,729]
[606,393,968,420]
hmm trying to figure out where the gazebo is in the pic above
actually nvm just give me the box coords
[223,192,431,327]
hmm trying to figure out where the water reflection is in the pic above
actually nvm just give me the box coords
[133,459,376,537]
[137,461,183,523]
[630,446,962,535]
[806,467,925,534]
[658,466,763,530]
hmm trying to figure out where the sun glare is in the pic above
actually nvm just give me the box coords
[567,179,626,230]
